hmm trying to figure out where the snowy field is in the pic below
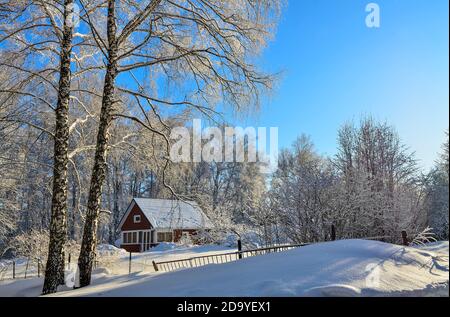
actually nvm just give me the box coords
[0,243,237,296]
[0,242,237,281]
[0,240,448,297]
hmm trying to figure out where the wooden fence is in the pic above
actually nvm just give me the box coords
[0,253,100,281]
[0,258,44,281]
[152,243,309,272]
[151,228,410,273]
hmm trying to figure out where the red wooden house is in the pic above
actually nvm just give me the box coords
[118,198,214,252]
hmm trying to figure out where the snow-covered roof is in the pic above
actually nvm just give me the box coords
[132,198,214,230]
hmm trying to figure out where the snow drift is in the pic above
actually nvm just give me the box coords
[49,239,449,297]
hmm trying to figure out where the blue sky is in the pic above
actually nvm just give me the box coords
[234,0,449,171]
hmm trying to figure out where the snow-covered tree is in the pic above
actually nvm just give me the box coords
[267,135,337,243]
[425,131,449,239]
[77,0,282,287]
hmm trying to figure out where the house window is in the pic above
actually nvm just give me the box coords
[133,215,141,223]
[157,231,173,242]
[123,232,130,244]
[123,232,135,244]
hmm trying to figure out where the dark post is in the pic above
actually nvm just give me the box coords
[237,239,243,259]
[12,261,15,279]
[152,260,159,272]
[37,259,40,278]
[24,258,29,278]
[128,252,132,274]
[331,224,336,241]
[401,231,408,246]
[68,253,71,270]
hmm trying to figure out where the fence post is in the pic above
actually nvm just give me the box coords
[68,253,71,270]
[401,230,409,246]
[128,252,132,274]
[37,259,40,278]
[152,260,159,272]
[12,261,15,279]
[237,239,243,259]
[24,258,29,279]
[331,224,336,241]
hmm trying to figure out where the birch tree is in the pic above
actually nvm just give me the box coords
[0,0,75,292]
[77,0,281,287]
[42,0,76,294]
[0,0,101,293]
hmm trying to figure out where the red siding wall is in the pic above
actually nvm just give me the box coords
[121,244,141,253]
[120,203,153,252]
[120,203,152,231]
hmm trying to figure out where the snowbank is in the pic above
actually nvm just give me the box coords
[97,244,127,257]
[48,240,449,297]
[150,242,180,252]
[221,231,265,249]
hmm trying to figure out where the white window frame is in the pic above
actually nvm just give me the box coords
[122,230,154,250]
[121,230,142,245]
[133,215,141,223]
[156,229,174,242]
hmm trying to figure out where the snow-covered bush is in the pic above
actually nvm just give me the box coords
[410,227,437,247]
[178,233,194,247]
[151,242,179,252]
[9,229,79,265]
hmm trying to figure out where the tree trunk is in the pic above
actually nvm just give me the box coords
[112,163,121,243]
[70,180,77,240]
[42,0,74,295]
[78,0,118,287]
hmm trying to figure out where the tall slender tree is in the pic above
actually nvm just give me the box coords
[42,0,76,294]
[0,0,100,294]
[78,0,281,286]
[78,0,163,287]
[0,0,76,293]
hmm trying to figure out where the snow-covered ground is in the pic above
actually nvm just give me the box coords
[0,243,236,296]
[0,257,40,280]
[0,240,448,297]
[0,243,236,282]
[95,243,237,276]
